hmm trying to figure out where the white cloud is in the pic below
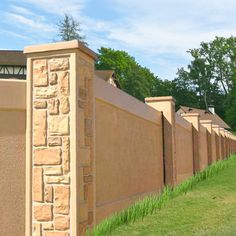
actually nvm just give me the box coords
[5,13,54,33]
[10,5,36,16]
[2,4,57,43]
[101,0,236,53]
[3,0,236,79]
[1,29,32,41]
[20,0,86,16]
[84,0,236,79]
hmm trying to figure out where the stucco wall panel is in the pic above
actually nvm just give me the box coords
[199,125,208,171]
[0,80,26,236]
[175,121,193,184]
[0,110,26,236]
[211,131,217,163]
[95,84,164,222]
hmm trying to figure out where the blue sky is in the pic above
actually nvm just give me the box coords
[1,0,236,80]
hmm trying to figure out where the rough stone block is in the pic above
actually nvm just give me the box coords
[84,175,93,183]
[42,222,54,231]
[48,99,60,115]
[34,205,52,221]
[88,211,93,225]
[34,148,61,165]
[79,221,87,236]
[45,185,53,203]
[54,216,70,230]
[33,59,48,87]
[44,166,62,176]
[33,110,47,146]
[33,167,43,202]
[83,166,92,176]
[79,171,85,201]
[79,87,87,100]
[54,186,70,214]
[78,109,85,146]
[79,147,90,166]
[48,137,62,147]
[79,202,88,223]
[48,116,69,136]
[33,222,42,236]
[60,72,70,96]
[85,118,93,137]
[87,183,93,211]
[46,175,70,184]
[49,73,58,85]
[35,87,57,99]
[49,58,69,72]
[61,96,70,114]
[78,99,85,109]
[34,100,47,109]
[62,137,70,174]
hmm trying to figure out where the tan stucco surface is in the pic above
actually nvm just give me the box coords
[0,110,26,236]
[0,41,235,236]
[211,131,217,162]
[0,80,26,236]
[95,83,164,222]
[175,116,193,184]
[199,125,209,171]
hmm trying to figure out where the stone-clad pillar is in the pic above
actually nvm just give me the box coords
[24,41,97,236]
[145,96,177,186]
[181,113,200,173]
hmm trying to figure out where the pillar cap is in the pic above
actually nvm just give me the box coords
[24,40,98,60]
[145,96,176,103]
[200,120,212,124]
[181,113,199,118]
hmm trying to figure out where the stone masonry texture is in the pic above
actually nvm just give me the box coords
[77,54,95,234]
[32,57,71,236]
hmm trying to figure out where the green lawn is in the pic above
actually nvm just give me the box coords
[106,155,236,236]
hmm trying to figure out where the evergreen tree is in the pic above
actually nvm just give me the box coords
[57,13,87,46]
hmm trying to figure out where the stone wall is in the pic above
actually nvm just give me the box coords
[76,52,95,233]
[24,41,97,236]
[13,40,236,236]
[32,57,71,236]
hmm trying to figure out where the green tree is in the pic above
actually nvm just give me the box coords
[225,81,236,130]
[175,36,236,124]
[171,69,199,109]
[56,13,87,45]
[96,47,162,101]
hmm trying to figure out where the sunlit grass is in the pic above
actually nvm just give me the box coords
[91,155,235,236]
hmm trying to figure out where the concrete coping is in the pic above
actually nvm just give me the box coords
[212,124,220,128]
[24,40,98,60]
[181,113,199,118]
[200,120,212,124]
[145,96,176,103]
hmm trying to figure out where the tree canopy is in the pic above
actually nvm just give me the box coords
[96,47,162,101]
[175,36,236,129]
[96,36,236,131]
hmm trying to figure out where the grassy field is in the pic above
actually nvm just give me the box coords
[92,155,236,236]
